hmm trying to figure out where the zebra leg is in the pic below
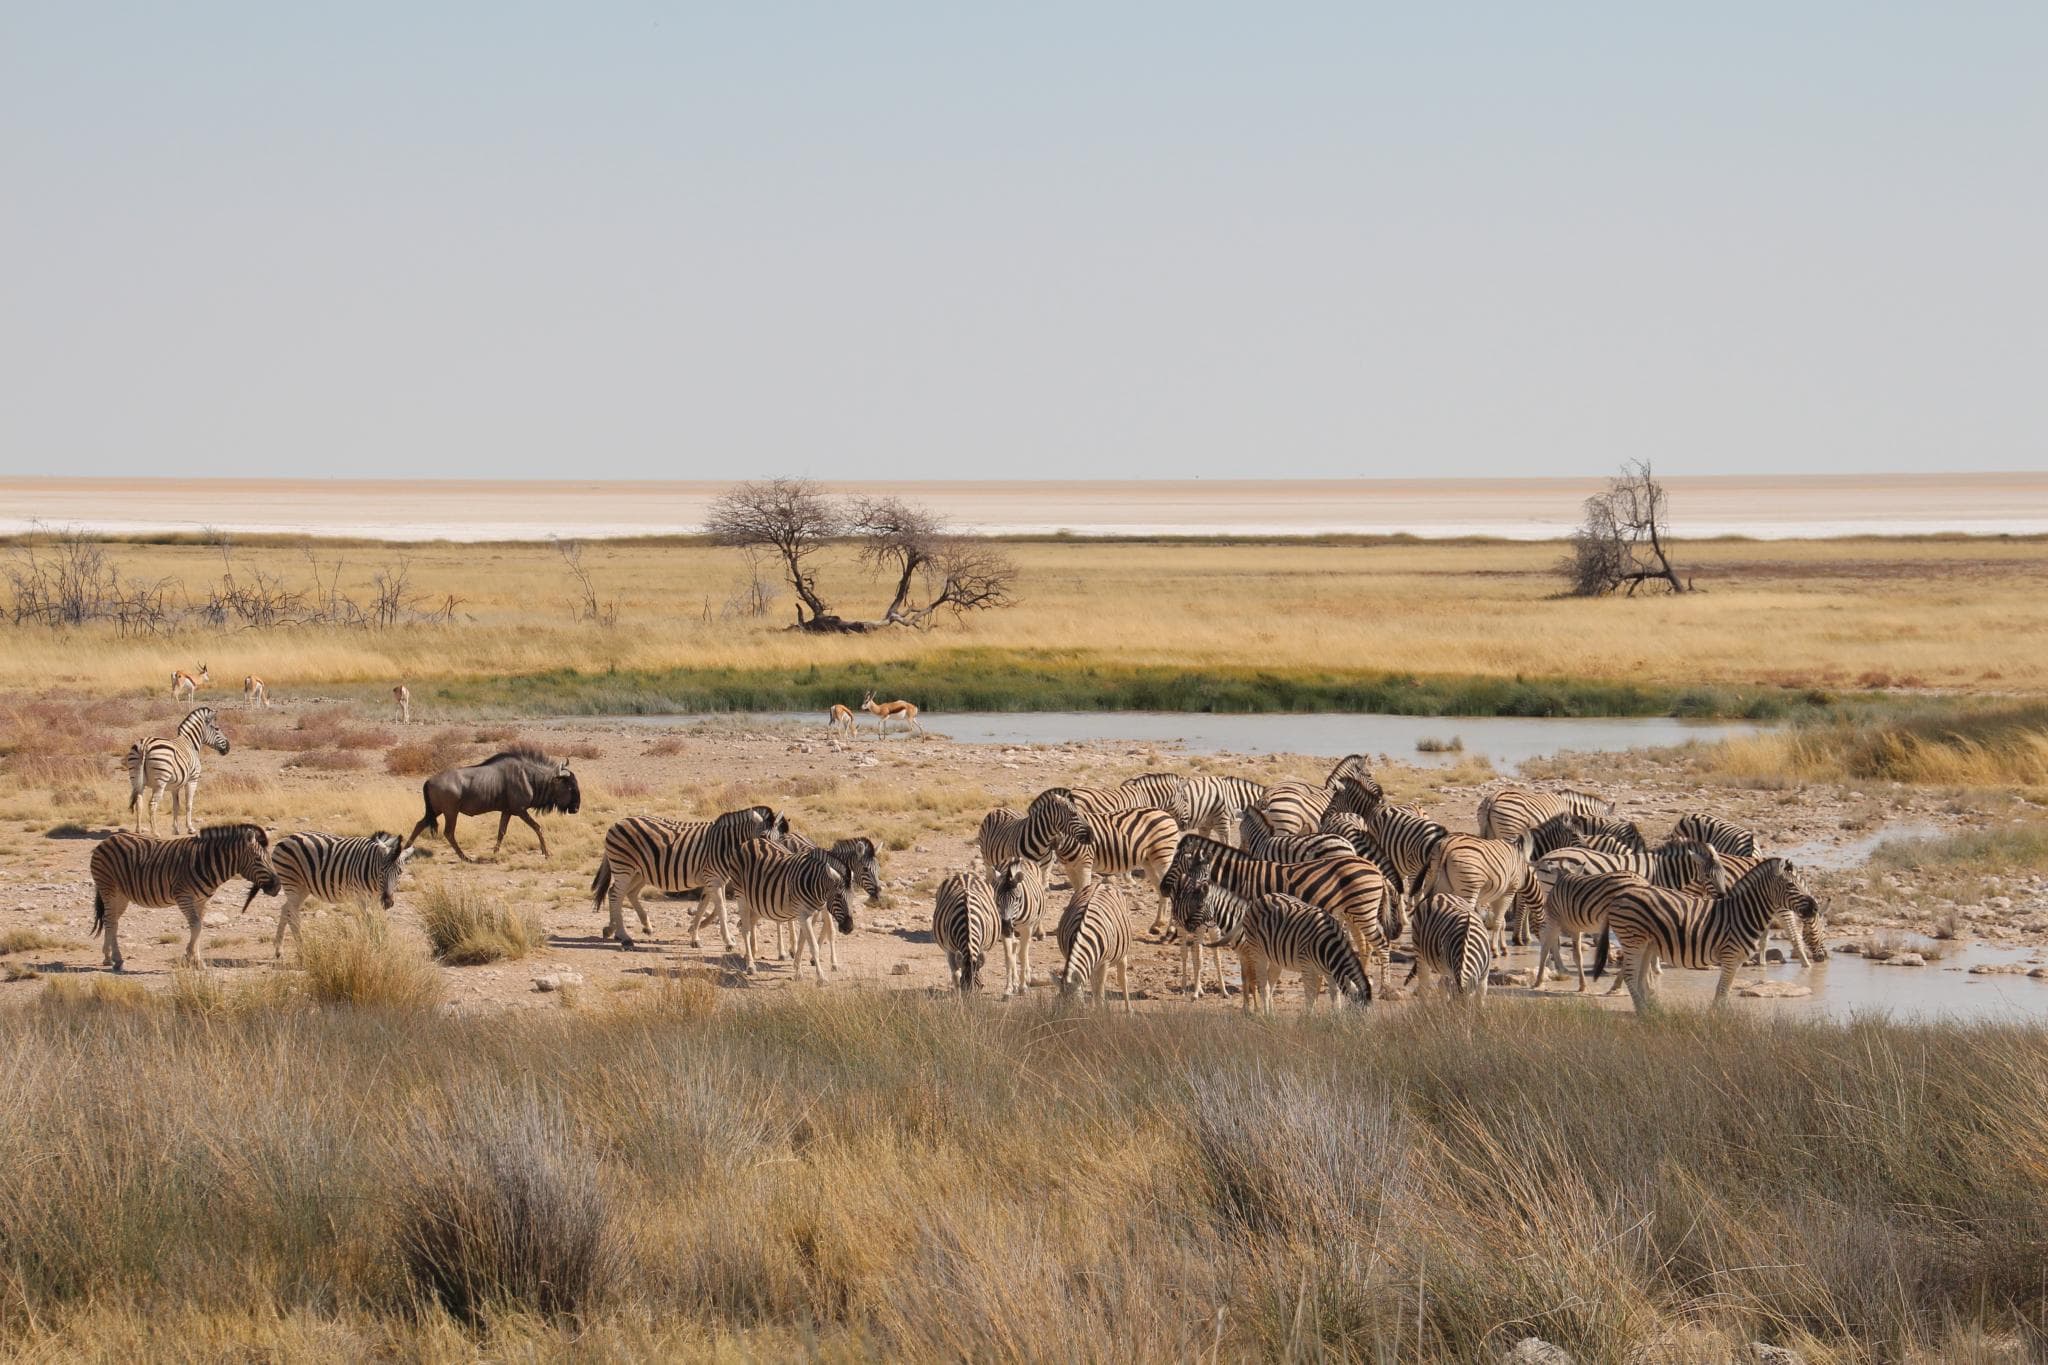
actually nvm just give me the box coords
[1624,953,1654,1013]
[1786,911,1812,967]
[1712,958,1740,1006]
[1571,933,1590,993]
[737,902,758,975]
[182,779,199,835]
[100,893,128,970]
[1117,953,1132,1014]
[800,915,826,985]
[273,889,305,958]
[610,882,637,951]
[178,893,205,967]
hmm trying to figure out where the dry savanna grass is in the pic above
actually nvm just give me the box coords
[2,536,2044,699]
[418,880,549,965]
[0,992,2040,1361]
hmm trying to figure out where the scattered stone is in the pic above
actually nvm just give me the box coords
[1881,952,1927,967]
[1502,1339,1574,1365]
[2031,967,2048,980]
[1989,895,2013,910]
[1970,962,2027,975]
[1747,1345,1806,1365]
[532,972,584,992]
[1764,948,1786,964]
[1487,967,1532,988]
[1737,980,1812,999]
[202,912,228,928]
[1833,941,1862,955]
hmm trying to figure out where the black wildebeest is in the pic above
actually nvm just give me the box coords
[406,746,582,862]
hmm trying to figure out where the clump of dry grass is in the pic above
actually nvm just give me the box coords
[0,927,60,955]
[386,729,474,777]
[419,881,547,965]
[1415,734,1463,753]
[1709,701,2048,788]
[642,735,687,758]
[297,907,444,1008]
[283,746,371,771]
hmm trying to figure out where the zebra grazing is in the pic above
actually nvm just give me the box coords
[171,663,209,700]
[1591,857,1822,1011]
[1168,775,1268,844]
[772,833,883,967]
[1175,875,1367,1015]
[1423,832,1539,954]
[1161,836,1393,990]
[1406,893,1493,1002]
[977,789,1092,886]
[1054,881,1134,1012]
[1238,808,1356,865]
[90,824,278,971]
[727,837,853,982]
[933,871,1001,993]
[992,858,1048,996]
[589,805,789,951]
[1531,840,1725,990]
[242,675,269,708]
[1476,785,1613,843]
[125,706,230,835]
[1070,805,1181,935]
[1714,848,1829,965]
[250,830,414,958]
[1673,811,1758,858]
[1163,845,1241,1000]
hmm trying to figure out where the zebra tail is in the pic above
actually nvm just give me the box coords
[1590,928,1611,980]
[92,889,105,936]
[591,859,612,911]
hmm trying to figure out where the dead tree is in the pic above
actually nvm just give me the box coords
[1560,460,1690,596]
[705,479,845,627]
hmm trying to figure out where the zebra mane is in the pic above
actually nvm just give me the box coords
[195,822,267,847]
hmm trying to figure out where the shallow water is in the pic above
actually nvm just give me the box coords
[615,710,1769,774]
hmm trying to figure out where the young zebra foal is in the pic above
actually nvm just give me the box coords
[90,824,278,970]
[992,857,1048,996]
[933,871,1001,994]
[1055,881,1134,1012]
[246,831,413,958]
[1406,893,1493,1002]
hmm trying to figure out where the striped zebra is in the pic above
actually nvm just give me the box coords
[1069,805,1182,936]
[1530,839,1725,990]
[1423,832,1538,955]
[1330,805,1448,910]
[766,833,882,967]
[1054,881,1134,1012]
[1673,811,1758,858]
[992,857,1048,996]
[1164,855,1248,1000]
[125,706,230,836]
[933,871,1000,993]
[1161,835,1393,990]
[1405,893,1493,1002]
[1116,772,1187,810]
[1476,786,1613,843]
[977,789,1092,886]
[1238,808,1356,864]
[90,823,278,970]
[589,805,789,951]
[1713,848,1828,965]
[1168,775,1268,845]
[248,830,414,958]
[1590,857,1822,1010]
[1529,866,1652,993]
[1170,865,1369,1013]
[728,836,853,982]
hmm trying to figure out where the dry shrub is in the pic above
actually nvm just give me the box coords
[38,974,152,1011]
[553,739,602,761]
[396,1092,619,1325]
[0,927,60,955]
[284,747,370,771]
[419,881,547,965]
[297,907,444,1008]
[642,735,687,758]
[387,729,475,777]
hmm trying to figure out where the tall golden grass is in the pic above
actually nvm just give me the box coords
[0,990,2040,1360]
[1706,700,2048,789]
[3,536,2043,696]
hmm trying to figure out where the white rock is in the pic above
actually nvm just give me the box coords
[1737,981,1813,999]
[1970,963,2027,976]
[532,972,584,992]
[1882,952,1927,967]
[1747,1346,1806,1365]
[1502,1339,1574,1365]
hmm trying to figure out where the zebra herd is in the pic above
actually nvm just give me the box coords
[81,705,1827,1015]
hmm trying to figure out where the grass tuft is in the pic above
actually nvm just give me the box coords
[297,907,445,1009]
[419,881,547,965]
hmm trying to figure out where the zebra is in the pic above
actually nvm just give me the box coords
[1476,786,1613,843]
[977,789,1092,886]
[1068,805,1181,935]
[767,833,882,967]
[125,706,230,835]
[992,857,1048,996]
[728,836,853,983]
[1116,772,1187,810]
[247,830,414,958]
[1054,881,1134,1012]
[89,823,278,971]
[1160,836,1393,990]
[1713,848,1829,965]
[1163,841,1241,1001]
[589,805,789,951]
[1423,831,1539,955]
[933,871,1001,993]
[1174,872,1367,1014]
[1529,865,1653,993]
[242,674,269,708]
[171,663,209,700]
[1590,857,1822,1011]
[1529,839,1726,990]
[1168,775,1268,845]
[1406,893,1493,1002]
[1672,811,1758,858]
[1238,807,1356,864]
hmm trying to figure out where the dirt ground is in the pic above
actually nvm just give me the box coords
[2,710,2044,1013]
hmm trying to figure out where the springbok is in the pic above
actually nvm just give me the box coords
[243,675,270,708]
[171,664,210,700]
[861,691,922,738]
[394,684,410,725]
[827,703,858,737]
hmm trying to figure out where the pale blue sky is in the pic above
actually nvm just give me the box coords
[2,3,2042,479]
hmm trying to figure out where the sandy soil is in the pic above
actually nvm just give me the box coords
[7,474,2048,540]
[2,714,2043,1014]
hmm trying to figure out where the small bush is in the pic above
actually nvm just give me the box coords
[297,907,444,1009]
[387,730,475,777]
[0,927,59,955]
[396,1093,618,1325]
[1415,735,1463,754]
[643,735,687,758]
[419,882,547,965]
[283,747,370,771]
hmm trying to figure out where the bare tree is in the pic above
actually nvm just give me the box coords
[1560,460,1691,596]
[847,497,1016,627]
[705,479,844,626]
[553,537,618,627]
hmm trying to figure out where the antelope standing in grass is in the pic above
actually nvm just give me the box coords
[242,675,269,708]
[394,684,410,724]
[861,691,922,737]
[171,664,209,700]
[827,702,858,737]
